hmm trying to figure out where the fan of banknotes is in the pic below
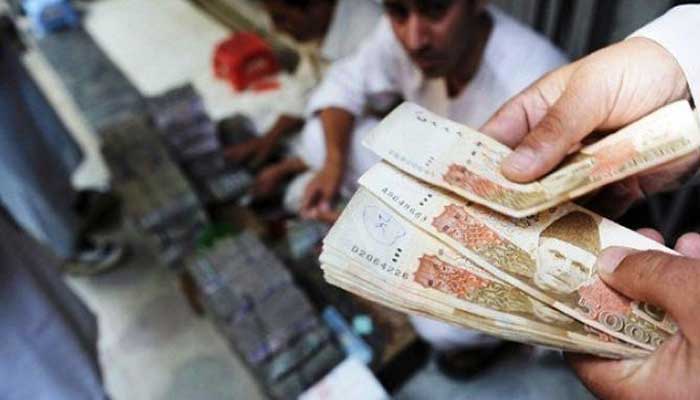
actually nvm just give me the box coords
[320,100,700,358]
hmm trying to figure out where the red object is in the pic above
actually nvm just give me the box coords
[213,32,280,92]
[250,78,281,92]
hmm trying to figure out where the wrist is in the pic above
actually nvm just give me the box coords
[323,153,345,171]
[264,127,284,142]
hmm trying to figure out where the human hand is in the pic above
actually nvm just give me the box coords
[252,164,286,199]
[224,137,263,164]
[567,232,700,400]
[249,134,278,168]
[300,164,343,222]
[481,38,698,217]
[224,135,277,166]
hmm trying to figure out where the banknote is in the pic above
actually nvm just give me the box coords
[323,261,645,359]
[320,189,647,358]
[358,163,677,350]
[322,266,615,358]
[323,267,624,359]
[363,101,700,218]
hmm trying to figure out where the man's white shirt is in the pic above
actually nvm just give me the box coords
[632,5,700,103]
[633,5,700,185]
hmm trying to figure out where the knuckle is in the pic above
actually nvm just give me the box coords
[528,114,569,151]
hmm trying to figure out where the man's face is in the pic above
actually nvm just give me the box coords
[263,0,332,42]
[383,0,478,77]
[535,238,597,295]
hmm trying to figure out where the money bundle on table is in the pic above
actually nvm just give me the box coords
[100,115,208,266]
[187,233,343,399]
[148,85,256,203]
[321,100,700,358]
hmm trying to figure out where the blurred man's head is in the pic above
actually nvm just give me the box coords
[383,0,487,78]
[262,0,336,42]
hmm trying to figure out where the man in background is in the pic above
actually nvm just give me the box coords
[298,0,567,375]
[225,0,382,170]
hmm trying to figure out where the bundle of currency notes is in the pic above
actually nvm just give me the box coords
[100,115,208,266]
[321,100,700,358]
[187,233,343,399]
[149,86,257,203]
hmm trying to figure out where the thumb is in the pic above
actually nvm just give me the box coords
[502,82,608,183]
[596,247,700,336]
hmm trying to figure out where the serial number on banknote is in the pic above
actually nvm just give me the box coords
[381,187,429,223]
[387,150,437,178]
[351,245,409,280]
[414,110,465,138]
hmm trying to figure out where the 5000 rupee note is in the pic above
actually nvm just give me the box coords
[359,163,676,350]
[324,264,644,358]
[321,190,646,358]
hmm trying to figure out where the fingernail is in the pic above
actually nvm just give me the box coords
[505,147,536,175]
[597,247,638,275]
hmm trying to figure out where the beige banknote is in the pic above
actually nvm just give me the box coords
[359,163,677,351]
[320,190,647,358]
[322,258,647,359]
[323,264,648,359]
[363,101,700,218]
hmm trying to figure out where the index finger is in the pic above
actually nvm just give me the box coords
[501,82,610,182]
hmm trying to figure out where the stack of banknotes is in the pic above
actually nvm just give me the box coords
[148,85,256,203]
[187,232,343,399]
[100,115,208,266]
[321,100,700,358]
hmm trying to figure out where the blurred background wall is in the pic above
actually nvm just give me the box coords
[493,0,697,59]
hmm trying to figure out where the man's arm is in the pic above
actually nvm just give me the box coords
[300,107,354,219]
[306,18,401,119]
[301,19,402,220]
[320,107,354,173]
[224,114,305,166]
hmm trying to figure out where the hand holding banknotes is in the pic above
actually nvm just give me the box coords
[480,28,700,399]
[481,37,700,217]
[568,232,700,400]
